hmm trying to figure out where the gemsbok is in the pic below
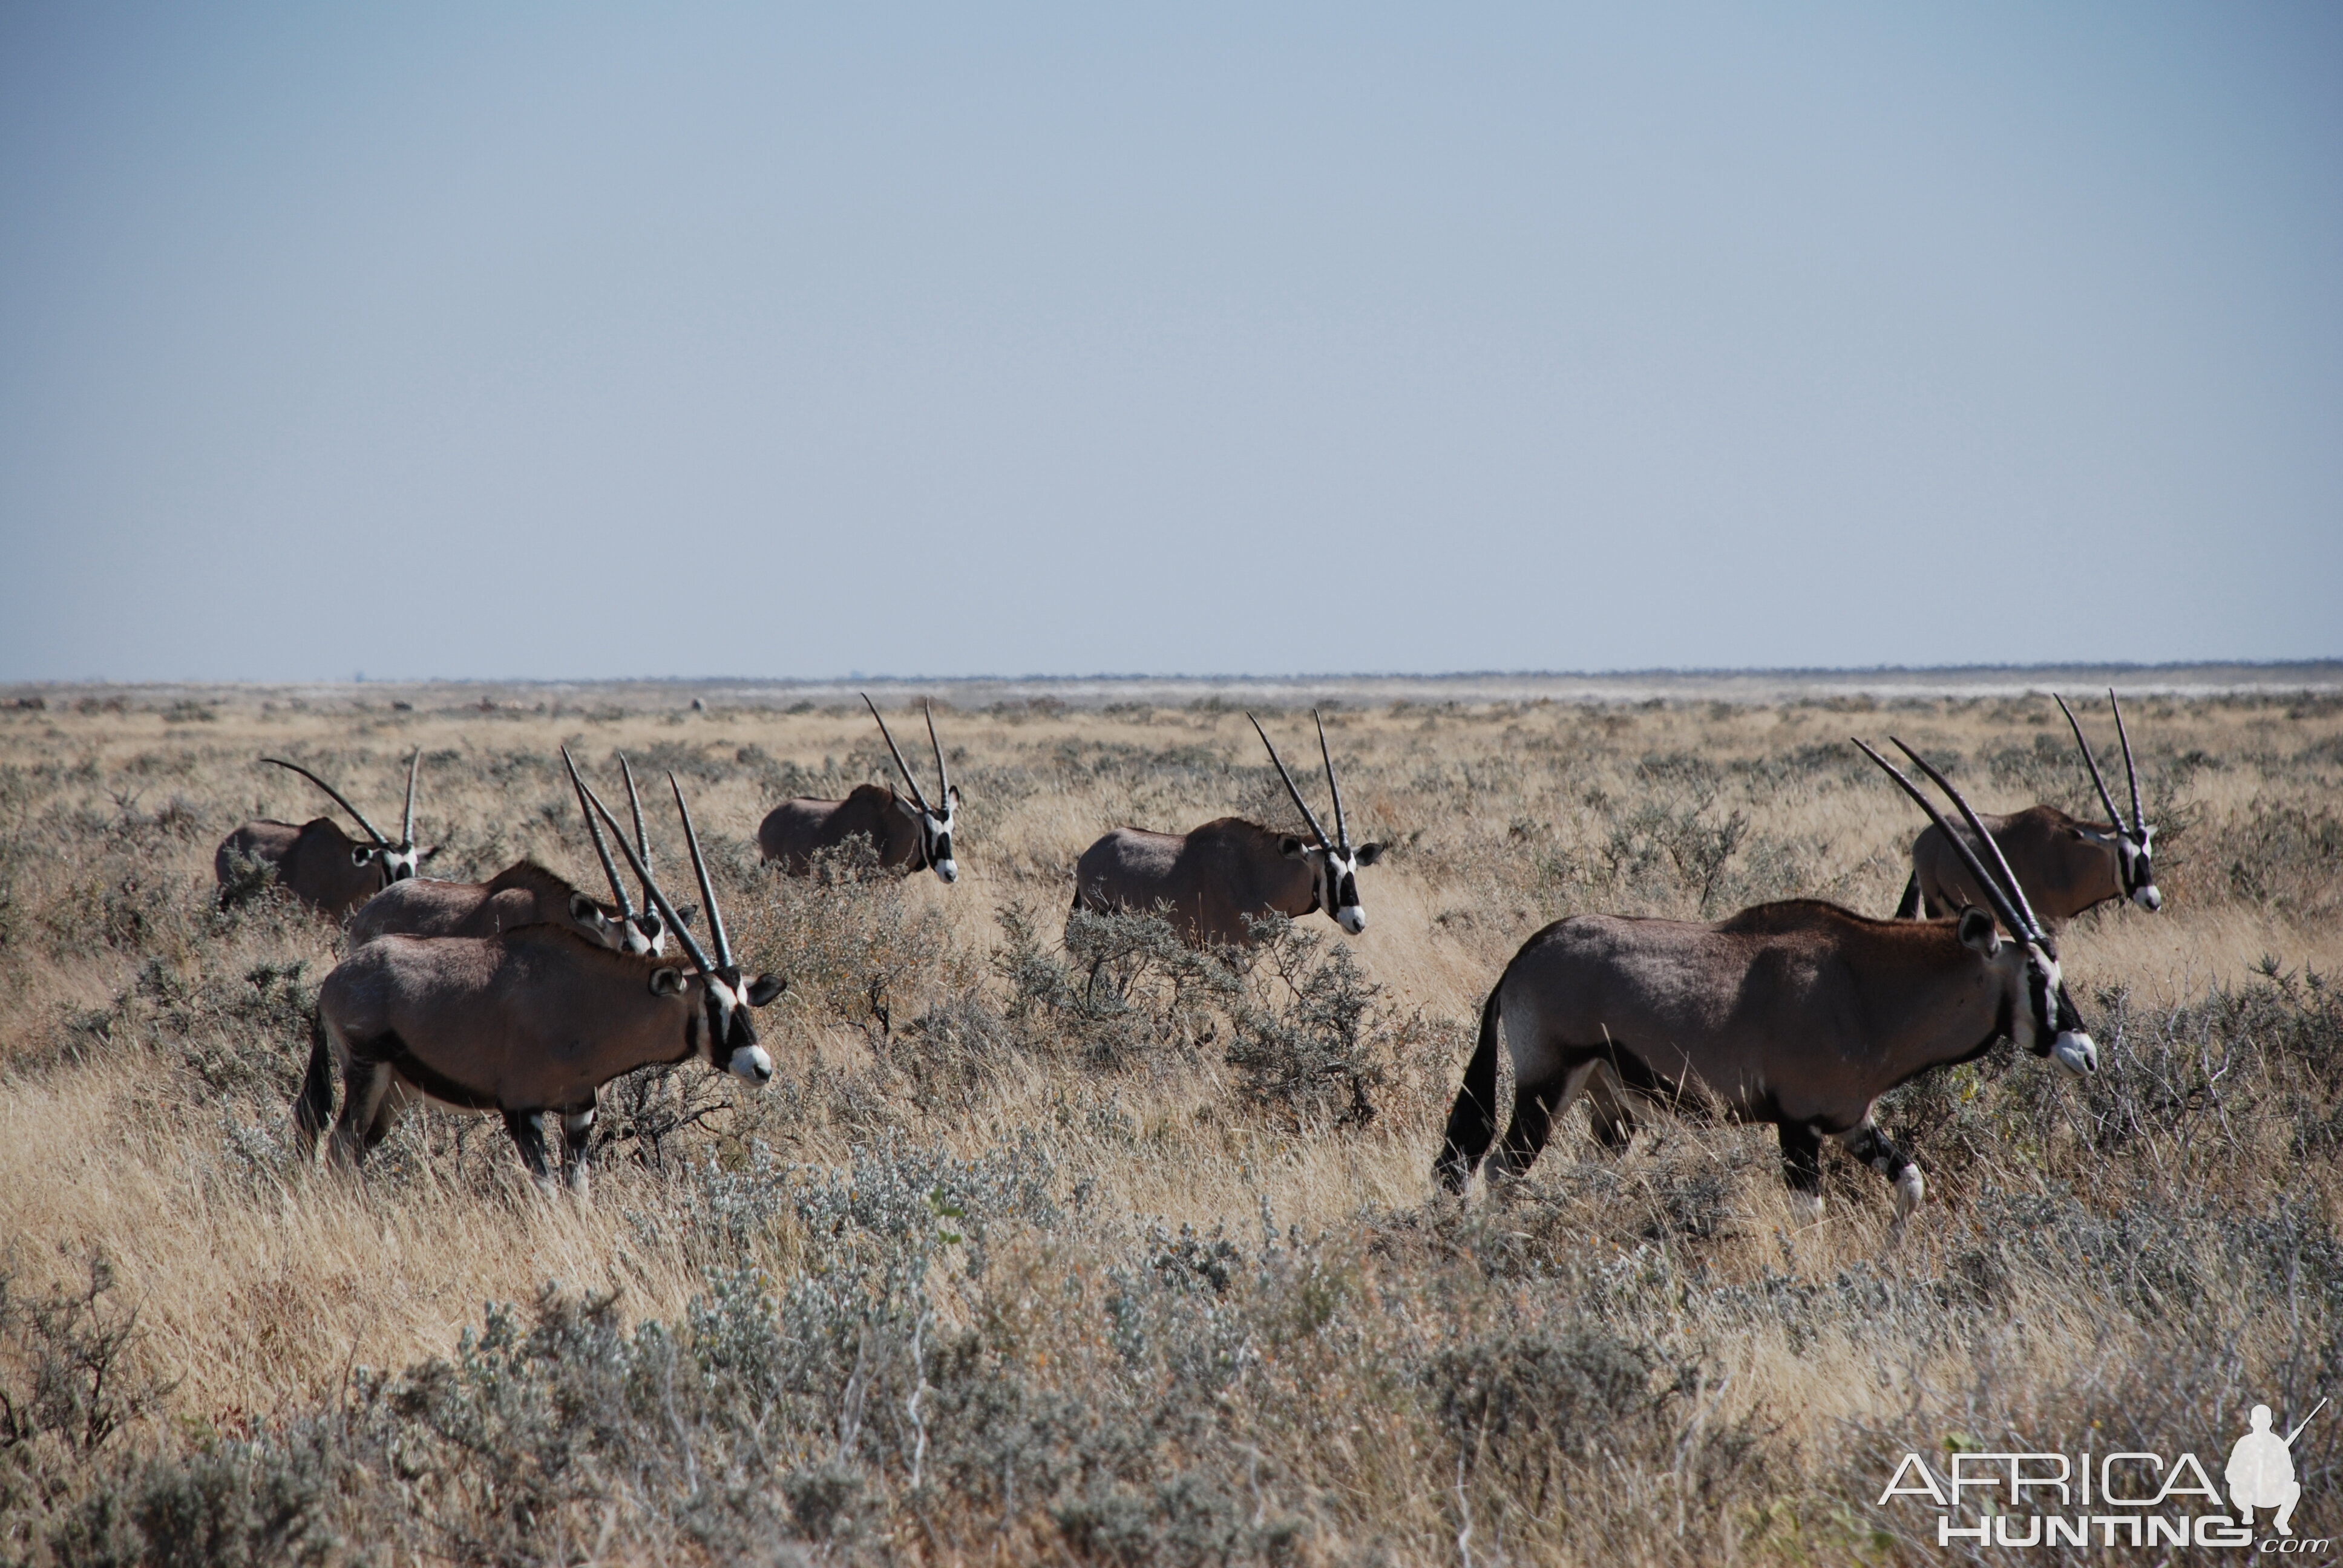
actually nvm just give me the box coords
[297,771,782,1192]
[214,752,434,919]
[758,696,962,883]
[1895,690,2160,928]
[341,750,669,955]
[1072,712,1384,947]
[1433,737,2097,1219]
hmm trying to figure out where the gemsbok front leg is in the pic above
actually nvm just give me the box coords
[1777,1122,1824,1218]
[559,1100,597,1196]
[1838,1123,1924,1217]
[502,1109,557,1189]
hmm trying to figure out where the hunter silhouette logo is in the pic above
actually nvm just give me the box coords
[2230,1399,2324,1537]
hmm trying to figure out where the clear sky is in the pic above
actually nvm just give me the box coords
[2,3,2336,682]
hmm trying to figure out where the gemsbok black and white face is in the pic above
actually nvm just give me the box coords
[1948,906,2096,1074]
[574,763,785,1082]
[269,749,433,884]
[1280,835,1386,935]
[658,961,786,1081]
[2056,689,2160,913]
[1253,710,1384,935]
[865,695,963,884]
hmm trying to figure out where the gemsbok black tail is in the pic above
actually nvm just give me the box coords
[1893,874,1924,920]
[294,1007,334,1158]
[1433,983,1505,1193]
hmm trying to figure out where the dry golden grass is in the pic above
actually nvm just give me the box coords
[1,683,2338,1563]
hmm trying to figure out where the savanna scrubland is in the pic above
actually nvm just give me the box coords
[1,685,2339,1565]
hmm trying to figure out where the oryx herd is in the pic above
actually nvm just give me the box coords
[220,691,2161,1215]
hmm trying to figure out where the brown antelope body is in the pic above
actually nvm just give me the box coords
[297,770,779,1190]
[346,861,629,950]
[1072,713,1383,947]
[214,753,432,918]
[1895,691,2160,927]
[760,697,960,882]
[1435,740,2097,1217]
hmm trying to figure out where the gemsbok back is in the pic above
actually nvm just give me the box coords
[1072,712,1383,947]
[759,696,962,883]
[342,750,671,955]
[298,771,782,1192]
[1895,690,2160,928]
[1434,737,2097,1219]
[214,752,434,919]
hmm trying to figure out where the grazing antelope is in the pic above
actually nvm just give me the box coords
[214,752,434,919]
[758,696,962,883]
[1072,712,1384,947]
[1434,739,2097,1218]
[342,750,662,953]
[297,771,781,1192]
[1893,690,2160,929]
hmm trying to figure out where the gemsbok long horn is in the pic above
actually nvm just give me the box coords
[400,748,421,848]
[1884,736,2052,942]
[2110,690,2145,836]
[618,753,660,919]
[261,757,392,848]
[925,702,950,804]
[2053,693,2127,833]
[1314,710,1350,853]
[1889,739,2053,942]
[575,772,716,978]
[562,747,638,923]
[1248,713,1332,851]
[669,772,735,972]
[1853,739,2038,948]
[862,693,934,814]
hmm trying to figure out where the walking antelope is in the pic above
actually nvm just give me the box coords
[758,696,961,883]
[214,752,434,919]
[1895,690,2160,928]
[298,771,782,1192]
[341,750,670,955]
[1433,738,2096,1218]
[1071,712,1384,947]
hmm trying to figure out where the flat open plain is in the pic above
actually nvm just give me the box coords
[2,671,2338,1563]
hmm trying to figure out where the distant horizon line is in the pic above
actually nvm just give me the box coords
[7,656,2341,691]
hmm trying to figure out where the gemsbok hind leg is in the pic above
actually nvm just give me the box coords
[328,1056,393,1171]
[1584,1070,1636,1153]
[1487,1059,1602,1183]
[1838,1123,1924,1218]
[1778,1122,1825,1220]
[362,1077,419,1153]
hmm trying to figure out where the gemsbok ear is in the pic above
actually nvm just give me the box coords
[746,974,787,1006]
[418,844,442,863]
[568,892,602,924]
[1956,907,2001,956]
[674,903,698,928]
[948,785,963,807]
[1279,835,1308,859]
[1353,842,1384,866]
[351,844,375,866]
[649,967,687,996]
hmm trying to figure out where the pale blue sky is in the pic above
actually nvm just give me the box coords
[2,4,2336,681]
